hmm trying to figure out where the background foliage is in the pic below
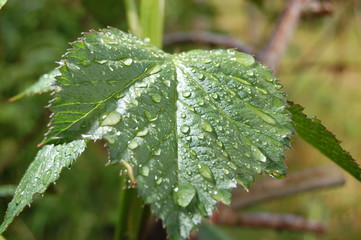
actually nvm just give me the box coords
[0,0,360,239]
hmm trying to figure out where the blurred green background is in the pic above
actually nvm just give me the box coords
[0,0,360,239]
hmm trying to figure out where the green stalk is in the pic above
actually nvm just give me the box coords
[117,1,165,239]
[115,173,145,240]
[124,0,142,37]
[140,0,165,48]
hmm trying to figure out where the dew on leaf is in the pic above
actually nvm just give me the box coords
[123,58,133,66]
[233,54,255,66]
[201,121,212,132]
[251,146,267,162]
[150,93,162,103]
[182,91,192,98]
[151,148,162,156]
[198,163,214,182]
[227,162,237,171]
[101,111,122,126]
[211,93,219,100]
[255,86,268,95]
[139,165,150,176]
[196,99,204,106]
[180,125,190,134]
[197,133,205,140]
[216,140,223,147]
[136,127,148,137]
[144,110,158,121]
[127,140,139,150]
[156,177,163,185]
[149,65,162,75]
[174,183,196,208]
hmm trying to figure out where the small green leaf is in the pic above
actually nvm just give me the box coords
[289,102,361,181]
[0,140,86,234]
[9,69,60,101]
[0,0,7,10]
[40,28,292,239]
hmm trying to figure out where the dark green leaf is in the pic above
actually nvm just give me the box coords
[0,140,86,234]
[40,28,292,239]
[289,102,361,181]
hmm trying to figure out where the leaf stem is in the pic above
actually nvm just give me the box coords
[115,173,146,240]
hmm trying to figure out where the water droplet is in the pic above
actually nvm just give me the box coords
[180,125,190,134]
[156,177,163,185]
[255,86,268,95]
[181,113,186,118]
[227,162,237,170]
[204,58,212,63]
[197,99,204,106]
[96,59,108,64]
[216,140,223,147]
[234,54,255,66]
[222,168,229,174]
[232,143,238,149]
[246,70,254,76]
[149,65,162,75]
[150,93,162,103]
[139,166,149,176]
[272,97,285,108]
[211,189,230,204]
[201,121,212,132]
[251,146,266,162]
[196,73,204,80]
[197,133,205,140]
[211,93,219,100]
[174,183,196,207]
[136,127,148,137]
[144,110,158,121]
[128,140,139,150]
[182,91,192,98]
[188,106,195,112]
[198,163,214,182]
[101,111,122,126]
[123,58,133,66]
[151,148,162,156]
[222,151,229,157]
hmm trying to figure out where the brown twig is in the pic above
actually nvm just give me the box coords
[163,31,255,54]
[214,206,325,234]
[258,0,309,73]
[231,165,345,209]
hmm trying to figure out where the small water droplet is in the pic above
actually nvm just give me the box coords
[180,125,190,134]
[188,106,195,112]
[196,73,204,80]
[197,133,205,140]
[198,163,214,182]
[156,177,163,185]
[136,127,148,137]
[150,93,162,103]
[255,86,268,95]
[251,146,266,162]
[211,189,230,204]
[216,140,223,147]
[201,121,212,132]
[101,111,122,126]
[123,58,133,66]
[232,143,238,149]
[151,148,162,156]
[144,110,158,121]
[222,168,229,174]
[197,99,204,106]
[233,54,255,66]
[227,162,237,170]
[180,113,186,118]
[246,70,254,76]
[182,91,192,98]
[211,93,219,100]
[174,183,196,207]
[274,83,283,90]
[127,140,139,150]
[139,166,150,176]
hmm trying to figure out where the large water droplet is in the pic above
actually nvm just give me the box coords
[255,86,268,95]
[210,189,230,204]
[251,146,266,162]
[198,163,214,182]
[150,93,162,103]
[201,121,213,132]
[123,58,133,66]
[139,165,149,176]
[174,183,196,207]
[233,54,255,66]
[149,65,162,75]
[136,127,148,137]
[180,125,190,134]
[101,111,122,126]
[127,140,139,150]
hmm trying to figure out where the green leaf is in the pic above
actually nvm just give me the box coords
[289,102,361,181]
[0,0,7,10]
[9,69,61,102]
[0,140,86,234]
[42,28,293,239]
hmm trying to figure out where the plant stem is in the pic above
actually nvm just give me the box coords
[140,0,165,48]
[124,0,142,37]
[115,173,145,240]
